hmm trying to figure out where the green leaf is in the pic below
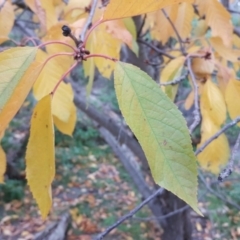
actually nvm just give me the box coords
[114,62,201,215]
[0,47,38,109]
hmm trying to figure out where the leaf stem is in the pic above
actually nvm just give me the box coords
[38,41,77,52]
[51,62,78,96]
[82,17,104,47]
[41,52,75,70]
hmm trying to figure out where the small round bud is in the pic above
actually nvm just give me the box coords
[62,25,71,37]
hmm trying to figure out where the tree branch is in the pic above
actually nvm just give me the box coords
[137,39,174,59]
[95,188,163,240]
[80,0,99,41]
[218,131,240,181]
[195,116,240,156]
[162,9,186,55]
[187,57,201,134]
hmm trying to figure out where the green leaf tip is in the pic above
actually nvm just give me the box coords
[114,61,202,216]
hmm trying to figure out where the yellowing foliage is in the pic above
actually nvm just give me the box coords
[225,78,240,127]
[33,50,75,123]
[26,94,55,219]
[197,113,230,174]
[195,0,233,46]
[0,0,14,43]
[88,24,121,78]
[0,146,6,183]
[200,79,226,127]
[103,0,193,20]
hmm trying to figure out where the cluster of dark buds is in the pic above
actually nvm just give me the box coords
[61,25,91,61]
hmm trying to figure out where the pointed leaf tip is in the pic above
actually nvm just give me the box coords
[114,61,201,215]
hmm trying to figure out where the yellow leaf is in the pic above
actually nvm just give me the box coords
[225,78,240,127]
[33,50,74,122]
[161,56,186,82]
[215,60,232,95]
[26,94,55,219]
[210,37,239,62]
[88,24,121,78]
[0,0,14,41]
[197,113,229,174]
[184,90,194,110]
[0,61,44,135]
[147,5,179,44]
[160,56,185,100]
[106,20,133,48]
[53,103,77,136]
[200,78,226,126]
[191,49,215,78]
[103,0,193,20]
[0,146,6,183]
[63,0,90,22]
[25,0,57,31]
[233,34,240,49]
[174,3,194,40]
[192,19,208,37]
[195,0,233,46]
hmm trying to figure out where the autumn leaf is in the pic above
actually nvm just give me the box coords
[33,50,74,122]
[195,0,233,46]
[146,5,179,44]
[53,103,77,136]
[25,0,57,31]
[160,56,185,100]
[0,0,14,43]
[0,47,38,134]
[200,78,226,127]
[103,0,193,20]
[26,94,55,219]
[225,78,240,127]
[210,37,240,62]
[114,62,201,215]
[87,24,121,78]
[197,112,230,174]
[0,146,6,183]
[174,3,194,40]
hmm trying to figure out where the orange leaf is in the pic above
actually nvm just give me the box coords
[103,0,193,21]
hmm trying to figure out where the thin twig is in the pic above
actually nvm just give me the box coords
[162,9,186,55]
[218,131,240,181]
[137,14,147,37]
[132,205,189,221]
[195,116,240,156]
[95,188,164,240]
[137,39,174,59]
[187,57,201,134]
[160,72,188,86]
[198,172,240,210]
[80,0,99,42]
